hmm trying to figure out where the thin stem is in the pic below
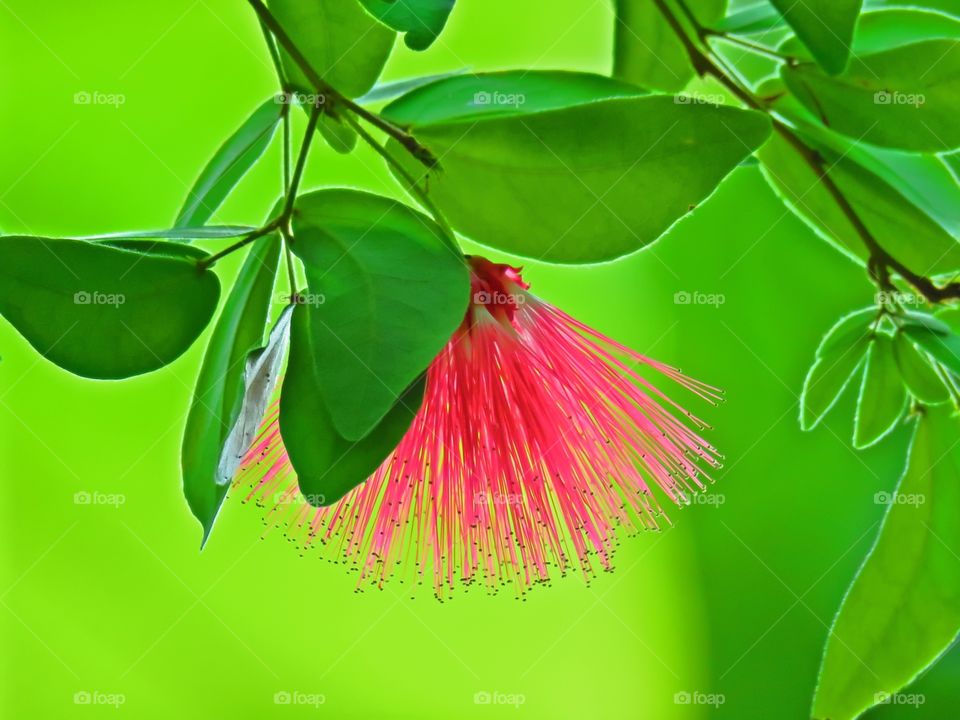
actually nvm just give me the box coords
[341,111,462,256]
[281,101,322,223]
[199,220,281,269]
[247,0,437,169]
[706,31,794,63]
[655,0,960,303]
[258,17,288,89]
[282,103,292,190]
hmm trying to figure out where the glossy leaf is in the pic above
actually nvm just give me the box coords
[715,4,785,35]
[357,0,454,50]
[278,303,424,505]
[382,70,646,126]
[269,0,395,98]
[289,189,468,440]
[357,69,467,104]
[317,113,358,154]
[853,334,907,448]
[181,234,282,542]
[770,0,862,74]
[814,405,960,720]
[176,98,283,228]
[801,330,870,431]
[0,236,219,379]
[756,129,960,273]
[97,240,209,261]
[386,96,771,264]
[612,0,694,92]
[851,7,960,55]
[782,40,960,152]
[893,332,950,404]
[902,323,960,378]
[817,306,877,357]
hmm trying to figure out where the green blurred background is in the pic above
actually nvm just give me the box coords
[2,1,958,717]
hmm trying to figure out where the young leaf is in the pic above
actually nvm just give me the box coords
[97,240,210,262]
[269,0,395,98]
[715,3,785,35]
[77,226,257,241]
[851,7,960,55]
[893,332,950,404]
[278,303,424,505]
[289,189,468,441]
[0,236,219,379]
[801,334,870,431]
[817,307,876,357]
[781,40,960,152]
[175,98,283,228]
[181,234,282,543]
[385,96,771,264]
[902,323,960,378]
[813,405,960,720]
[356,69,468,104]
[317,113,358,154]
[757,130,960,273]
[612,0,695,92]
[216,305,292,489]
[357,0,454,51]
[853,334,907,448]
[382,70,646,126]
[769,0,862,74]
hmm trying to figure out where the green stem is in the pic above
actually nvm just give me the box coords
[281,101,322,223]
[706,31,794,63]
[340,112,461,255]
[198,220,282,269]
[246,0,437,169]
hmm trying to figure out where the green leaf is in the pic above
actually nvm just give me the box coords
[269,0,395,98]
[903,323,960,378]
[77,226,257,241]
[801,333,870,431]
[813,405,960,720]
[612,0,695,92]
[851,7,960,55]
[357,0,454,51]
[781,40,960,152]
[316,113,358,154]
[686,0,726,25]
[893,332,950,404]
[895,310,951,335]
[756,129,960,273]
[382,70,646,126]
[357,69,467,104]
[817,306,877,357]
[289,189,468,440]
[770,0,862,74]
[176,98,283,228]
[181,234,282,542]
[386,96,771,264]
[715,4,785,35]
[278,303,424,505]
[0,236,219,379]
[854,334,907,448]
[96,240,210,262]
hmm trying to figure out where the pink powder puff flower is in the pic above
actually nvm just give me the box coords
[239,256,722,599]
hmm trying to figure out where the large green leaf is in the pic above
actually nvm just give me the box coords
[386,96,771,264]
[181,234,282,543]
[853,334,907,448]
[382,70,646,126]
[903,322,960,378]
[289,189,468,440]
[175,98,283,228]
[813,405,960,720]
[269,0,395,98]
[715,3,785,35]
[782,40,960,152]
[0,236,219,379]
[357,0,454,50]
[612,0,695,92]
[893,331,950,405]
[757,129,960,273]
[79,225,257,241]
[770,0,862,74]
[278,303,424,505]
[801,320,871,431]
